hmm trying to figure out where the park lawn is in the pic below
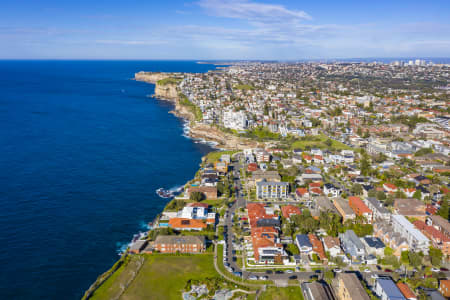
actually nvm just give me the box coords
[259,286,304,300]
[204,150,238,164]
[91,254,218,300]
[290,134,351,150]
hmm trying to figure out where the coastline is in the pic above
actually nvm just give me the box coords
[135,71,260,151]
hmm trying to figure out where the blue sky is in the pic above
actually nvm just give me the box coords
[1,0,449,59]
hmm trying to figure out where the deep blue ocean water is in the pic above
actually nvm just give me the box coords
[0,60,218,299]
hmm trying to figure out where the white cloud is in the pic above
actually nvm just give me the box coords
[197,0,311,22]
[95,39,168,45]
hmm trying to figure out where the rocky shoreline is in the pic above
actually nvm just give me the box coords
[135,71,260,150]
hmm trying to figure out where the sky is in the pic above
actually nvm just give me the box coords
[0,0,449,60]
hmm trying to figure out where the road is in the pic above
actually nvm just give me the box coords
[221,158,316,282]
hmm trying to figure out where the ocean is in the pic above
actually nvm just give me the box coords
[0,60,218,299]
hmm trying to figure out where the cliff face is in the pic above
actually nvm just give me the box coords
[135,72,178,100]
[134,72,169,84]
[154,84,178,100]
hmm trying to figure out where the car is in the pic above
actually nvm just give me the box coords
[315,270,322,273]
[260,276,268,280]
[364,268,371,273]
[249,275,258,280]
[431,267,440,272]
[333,268,342,273]
[275,270,284,274]
[440,267,449,272]
[394,269,402,273]
[233,272,242,277]
[384,269,393,272]
[289,275,297,280]
[265,270,273,274]
[286,270,293,274]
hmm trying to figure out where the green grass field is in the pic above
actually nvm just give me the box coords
[90,254,218,300]
[290,134,351,150]
[204,150,238,164]
[259,286,304,300]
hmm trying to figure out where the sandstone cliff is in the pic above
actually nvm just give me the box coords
[135,71,263,150]
[134,71,170,84]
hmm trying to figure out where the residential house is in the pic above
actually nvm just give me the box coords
[349,196,372,222]
[281,205,301,220]
[333,273,370,300]
[309,234,327,262]
[186,186,218,200]
[413,220,450,256]
[296,234,313,254]
[322,236,342,257]
[324,183,341,197]
[365,197,391,221]
[361,236,385,256]
[383,183,398,194]
[396,282,416,300]
[153,235,206,253]
[439,280,450,298]
[296,187,310,199]
[375,277,406,300]
[333,197,356,222]
[339,230,365,261]
[168,218,207,231]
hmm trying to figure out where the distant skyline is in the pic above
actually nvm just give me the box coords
[1,0,449,60]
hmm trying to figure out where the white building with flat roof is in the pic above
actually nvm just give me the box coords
[391,214,430,254]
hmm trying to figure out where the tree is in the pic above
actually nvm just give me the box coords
[190,191,205,202]
[351,183,363,195]
[384,247,394,256]
[429,247,443,267]
[368,189,377,198]
[413,190,422,200]
[286,243,299,255]
[408,251,423,268]
[376,190,386,200]
[438,198,449,220]
[360,153,370,176]
[401,251,409,265]
[414,148,433,157]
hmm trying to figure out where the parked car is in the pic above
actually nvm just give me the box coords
[431,267,440,272]
[265,270,273,274]
[364,268,371,273]
[286,270,293,274]
[260,276,268,280]
[384,268,393,273]
[249,275,258,280]
[275,270,284,274]
[440,267,449,271]
[333,268,342,273]
[289,275,297,280]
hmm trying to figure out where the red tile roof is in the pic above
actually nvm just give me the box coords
[281,205,301,219]
[308,234,327,261]
[349,196,372,216]
[168,218,207,229]
[396,282,416,299]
